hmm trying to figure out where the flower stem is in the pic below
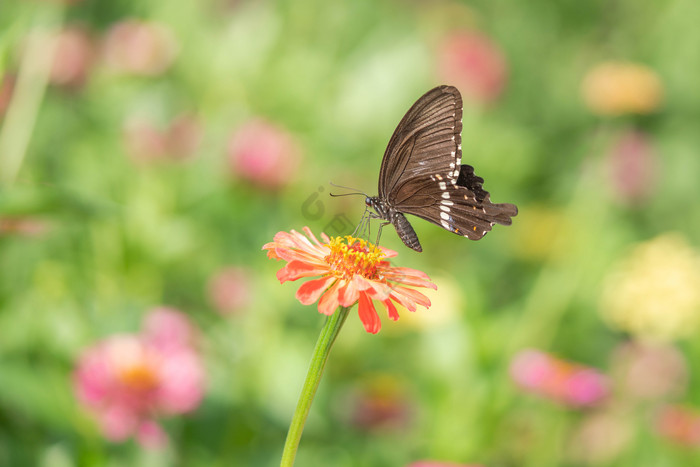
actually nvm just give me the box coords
[280,306,350,467]
[0,5,63,187]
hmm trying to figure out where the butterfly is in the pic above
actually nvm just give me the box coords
[365,85,518,252]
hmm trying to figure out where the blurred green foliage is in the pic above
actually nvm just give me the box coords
[2,0,700,466]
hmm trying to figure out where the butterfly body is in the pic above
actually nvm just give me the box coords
[365,196,422,252]
[368,85,517,252]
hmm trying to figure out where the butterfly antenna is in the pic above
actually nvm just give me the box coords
[329,181,369,198]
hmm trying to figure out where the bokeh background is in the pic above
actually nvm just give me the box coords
[2,0,700,465]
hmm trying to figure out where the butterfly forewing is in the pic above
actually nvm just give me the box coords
[379,86,463,201]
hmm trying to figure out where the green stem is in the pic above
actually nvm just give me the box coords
[0,5,63,187]
[280,306,350,467]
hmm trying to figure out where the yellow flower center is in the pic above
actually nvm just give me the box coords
[118,362,159,391]
[325,236,384,281]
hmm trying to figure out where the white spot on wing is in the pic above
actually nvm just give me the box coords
[440,205,450,212]
[439,181,447,190]
[440,212,450,220]
[442,200,454,206]
[441,192,450,199]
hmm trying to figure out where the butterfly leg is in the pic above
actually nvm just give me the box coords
[353,207,372,237]
[364,210,383,246]
[375,221,390,247]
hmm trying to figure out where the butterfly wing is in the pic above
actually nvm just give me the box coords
[378,85,517,241]
[397,164,518,240]
[378,85,463,200]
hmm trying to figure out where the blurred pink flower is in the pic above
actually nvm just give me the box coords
[655,405,700,447]
[510,349,609,408]
[407,463,483,467]
[0,73,16,118]
[102,19,178,76]
[73,307,205,447]
[124,113,201,163]
[610,340,687,402]
[124,118,168,163]
[0,217,49,237]
[39,0,83,4]
[228,119,302,189]
[438,31,507,104]
[167,114,202,160]
[607,131,657,204]
[344,375,412,431]
[49,26,96,89]
[208,267,253,315]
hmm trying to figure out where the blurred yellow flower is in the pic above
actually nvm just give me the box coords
[581,61,663,116]
[600,234,700,341]
[569,408,633,464]
[510,205,572,263]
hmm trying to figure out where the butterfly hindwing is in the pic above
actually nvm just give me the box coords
[398,165,517,240]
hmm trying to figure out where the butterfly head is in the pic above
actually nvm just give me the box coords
[365,196,388,220]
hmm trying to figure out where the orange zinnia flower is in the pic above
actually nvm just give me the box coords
[263,227,436,334]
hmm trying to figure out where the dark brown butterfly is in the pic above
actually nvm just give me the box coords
[365,85,517,252]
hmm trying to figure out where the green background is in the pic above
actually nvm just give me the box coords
[1,0,700,465]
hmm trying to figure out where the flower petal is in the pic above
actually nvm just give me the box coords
[262,242,284,260]
[137,420,168,449]
[318,279,343,315]
[358,291,381,334]
[389,290,417,312]
[388,275,436,288]
[392,286,432,309]
[289,229,323,252]
[354,276,392,301]
[296,276,337,305]
[338,277,360,307]
[274,245,328,265]
[382,268,437,289]
[303,226,324,246]
[383,298,400,321]
[265,230,330,262]
[277,261,329,283]
[378,246,398,258]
